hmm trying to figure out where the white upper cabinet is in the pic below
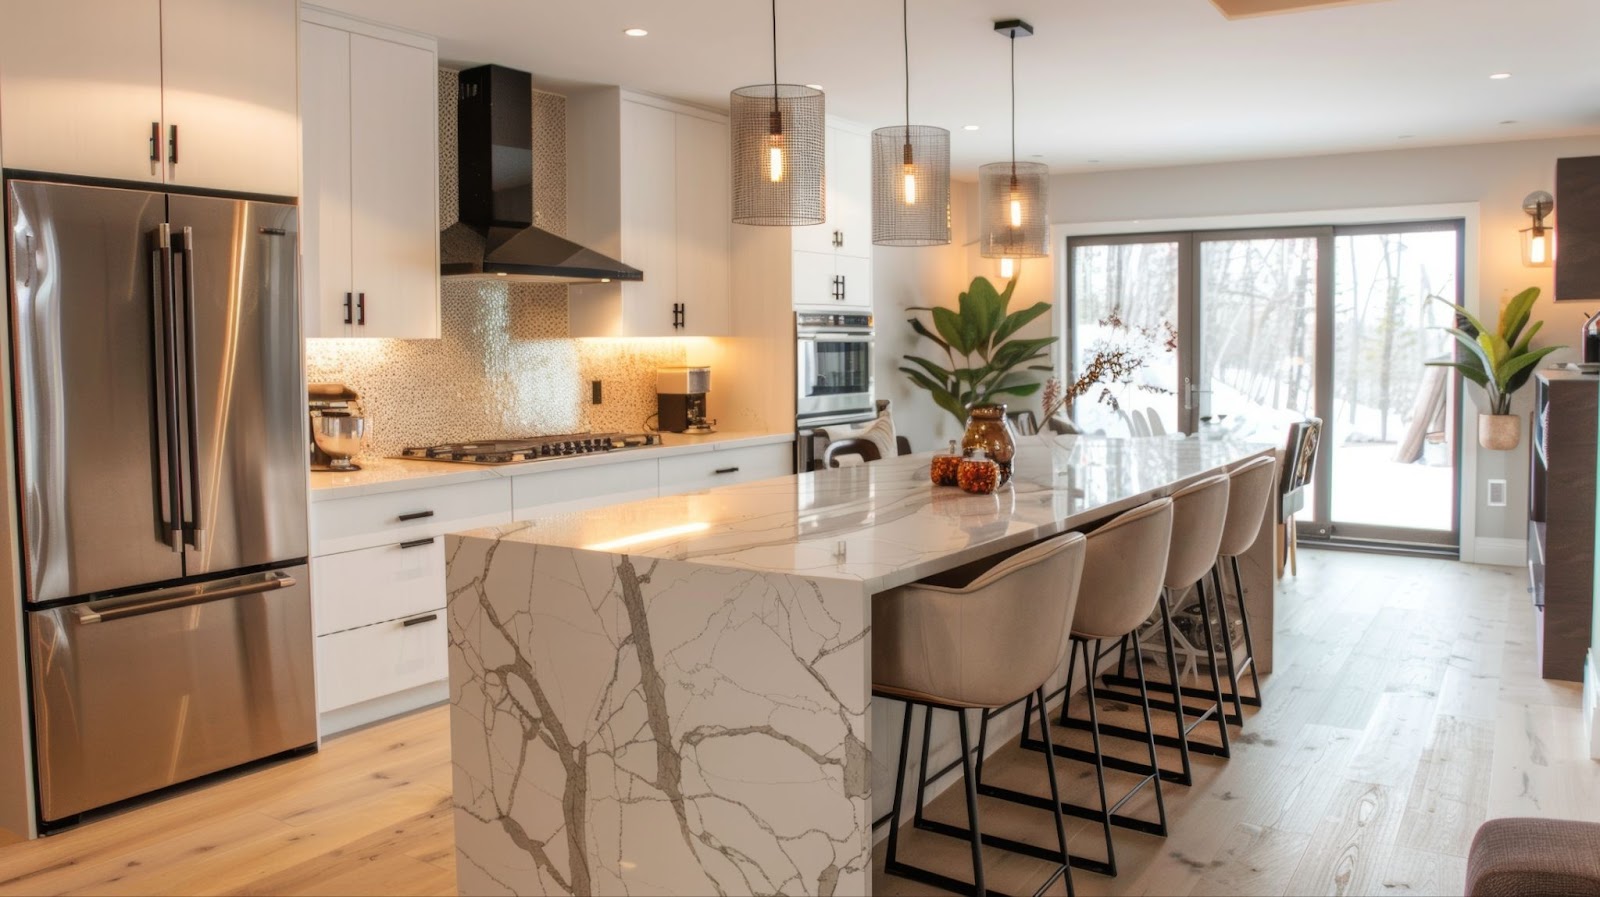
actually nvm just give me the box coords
[0,0,165,183]
[568,90,731,338]
[299,10,439,339]
[790,123,873,260]
[0,0,296,195]
[159,0,298,196]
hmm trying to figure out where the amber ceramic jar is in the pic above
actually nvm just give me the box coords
[930,440,962,486]
[957,452,1001,495]
[961,404,1017,484]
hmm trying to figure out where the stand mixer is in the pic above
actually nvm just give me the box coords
[309,383,368,471]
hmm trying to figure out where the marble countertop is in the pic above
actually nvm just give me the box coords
[309,430,795,501]
[457,433,1276,594]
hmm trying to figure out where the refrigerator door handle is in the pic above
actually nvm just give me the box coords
[174,226,205,552]
[150,225,183,553]
[74,571,297,625]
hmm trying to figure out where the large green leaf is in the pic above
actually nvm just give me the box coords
[1499,286,1540,344]
[1424,359,1489,388]
[986,381,1043,398]
[908,317,949,353]
[993,301,1053,345]
[900,368,967,423]
[931,306,969,355]
[1441,326,1493,372]
[902,354,956,387]
[1504,345,1564,395]
[1511,319,1544,356]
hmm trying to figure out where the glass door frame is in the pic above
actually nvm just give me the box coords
[1064,219,1465,552]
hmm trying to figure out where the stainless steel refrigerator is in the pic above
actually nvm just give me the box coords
[6,178,314,827]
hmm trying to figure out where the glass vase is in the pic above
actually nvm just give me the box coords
[961,404,1017,484]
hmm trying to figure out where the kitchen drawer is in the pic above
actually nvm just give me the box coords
[316,610,447,712]
[312,478,512,555]
[512,457,658,520]
[658,443,792,495]
[312,537,444,635]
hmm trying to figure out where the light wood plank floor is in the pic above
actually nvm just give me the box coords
[0,550,1594,896]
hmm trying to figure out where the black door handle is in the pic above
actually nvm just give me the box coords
[150,122,161,163]
[397,510,434,522]
[402,613,439,627]
[399,537,436,549]
[168,124,179,165]
[343,292,353,325]
[356,292,366,325]
[714,466,740,475]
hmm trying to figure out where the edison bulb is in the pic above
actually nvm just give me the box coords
[1000,258,1015,279]
[902,165,917,205]
[1530,233,1547,265]
[767,133,786,183]
[1009,197,1023,228]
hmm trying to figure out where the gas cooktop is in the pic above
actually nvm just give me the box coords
[398,432,659,465]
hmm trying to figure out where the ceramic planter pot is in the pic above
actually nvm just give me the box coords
[1479,413,1521,451]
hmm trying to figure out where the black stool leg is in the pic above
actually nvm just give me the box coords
[1130,637,1169,836]
[1081,639,1117,877]
[1209,563,1246,725]
[957,710,987,896]
[1231,554,1264,707]
[1035,686,1075,897]
[1058,629,1080,729]
[883,700,916,876]
[1154,590,1195,785]
[913,700,934,828]
[1192,575,1232,758]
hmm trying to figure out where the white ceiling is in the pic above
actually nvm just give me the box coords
[316,0,1600,176]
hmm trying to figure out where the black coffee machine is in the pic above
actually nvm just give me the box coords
[656,366,715,434]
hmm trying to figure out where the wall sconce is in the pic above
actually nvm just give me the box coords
[1522,190,1555,267]
[999,257,1015,279]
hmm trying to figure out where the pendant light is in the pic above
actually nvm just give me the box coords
[731,0,825,226]
[979,20,1048,259]
[871,0,950,246]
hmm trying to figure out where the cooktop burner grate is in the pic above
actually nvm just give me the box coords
[397,432,659,465]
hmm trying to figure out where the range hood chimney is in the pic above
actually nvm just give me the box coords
[440,65,643,284]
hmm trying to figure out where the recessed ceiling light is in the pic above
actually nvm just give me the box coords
[963,124,980,131]
[1500,120,1518,125]
[623,27,648,37]
[1087,159,1101,164]
[804,83,824,90]
[1397,134,1414,140]
[1489,72,1512,80]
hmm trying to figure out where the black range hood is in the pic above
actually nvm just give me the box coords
[441,65,642,284]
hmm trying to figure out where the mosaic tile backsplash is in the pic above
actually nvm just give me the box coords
[305,69,689,458]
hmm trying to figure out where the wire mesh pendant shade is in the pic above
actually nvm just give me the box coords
[978,160,1049,258]
[730,84,825,226]
[871,125,950,246]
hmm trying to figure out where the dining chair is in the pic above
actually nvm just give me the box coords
[822,437,881,468]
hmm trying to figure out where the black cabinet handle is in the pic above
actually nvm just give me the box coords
[356,292,366,325]
[671,302,685,329]
[149,122,161,163]
[714,466,740,475]
[343,292,353,325]
[399,537,435,549]
[168,124,179,164]
[832,229,843,248]
[402,613,439,627]
[838,275,846,302]
[397,510,434,522]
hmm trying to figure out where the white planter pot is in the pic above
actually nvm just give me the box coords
[1479,414,1521,451]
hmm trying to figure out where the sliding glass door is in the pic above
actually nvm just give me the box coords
[1067,220,1463,551]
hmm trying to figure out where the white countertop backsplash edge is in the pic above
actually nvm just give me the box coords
[308,431,795,501]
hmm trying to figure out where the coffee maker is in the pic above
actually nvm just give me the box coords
[308,383,368,471]
[656,366,715,434]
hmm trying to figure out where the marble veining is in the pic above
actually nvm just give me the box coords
[446,435,1276,896]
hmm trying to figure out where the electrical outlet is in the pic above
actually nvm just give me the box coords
[591,380,603,405]
[1487,479,1507,507]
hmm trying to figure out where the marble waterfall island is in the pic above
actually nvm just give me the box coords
[445,435,1278,896]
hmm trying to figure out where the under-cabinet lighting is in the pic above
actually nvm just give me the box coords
[584,521,711,552]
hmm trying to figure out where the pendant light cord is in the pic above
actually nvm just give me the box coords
[903,0,910,138]
[772,0,779,89]
[1010,31,1017,178]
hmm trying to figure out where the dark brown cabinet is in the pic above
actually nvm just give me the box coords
[1527,370,1596,681]
[1556,156,1600,302]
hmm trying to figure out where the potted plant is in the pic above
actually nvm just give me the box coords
[1427,286,1563,451]
[900,275,1056,428]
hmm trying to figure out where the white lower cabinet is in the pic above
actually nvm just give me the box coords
[316,612,449,713]
[310,440,793,735]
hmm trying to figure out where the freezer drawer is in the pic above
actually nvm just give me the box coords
[29,566,316,823]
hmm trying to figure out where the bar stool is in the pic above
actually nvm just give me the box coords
[876,531,1088,897]
[992,498,1175,877]
[1094,474,1233,786]
[1209,455,1276,724]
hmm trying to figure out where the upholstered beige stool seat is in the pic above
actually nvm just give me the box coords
[994,498,1175,878]
[875,531,1087,897]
